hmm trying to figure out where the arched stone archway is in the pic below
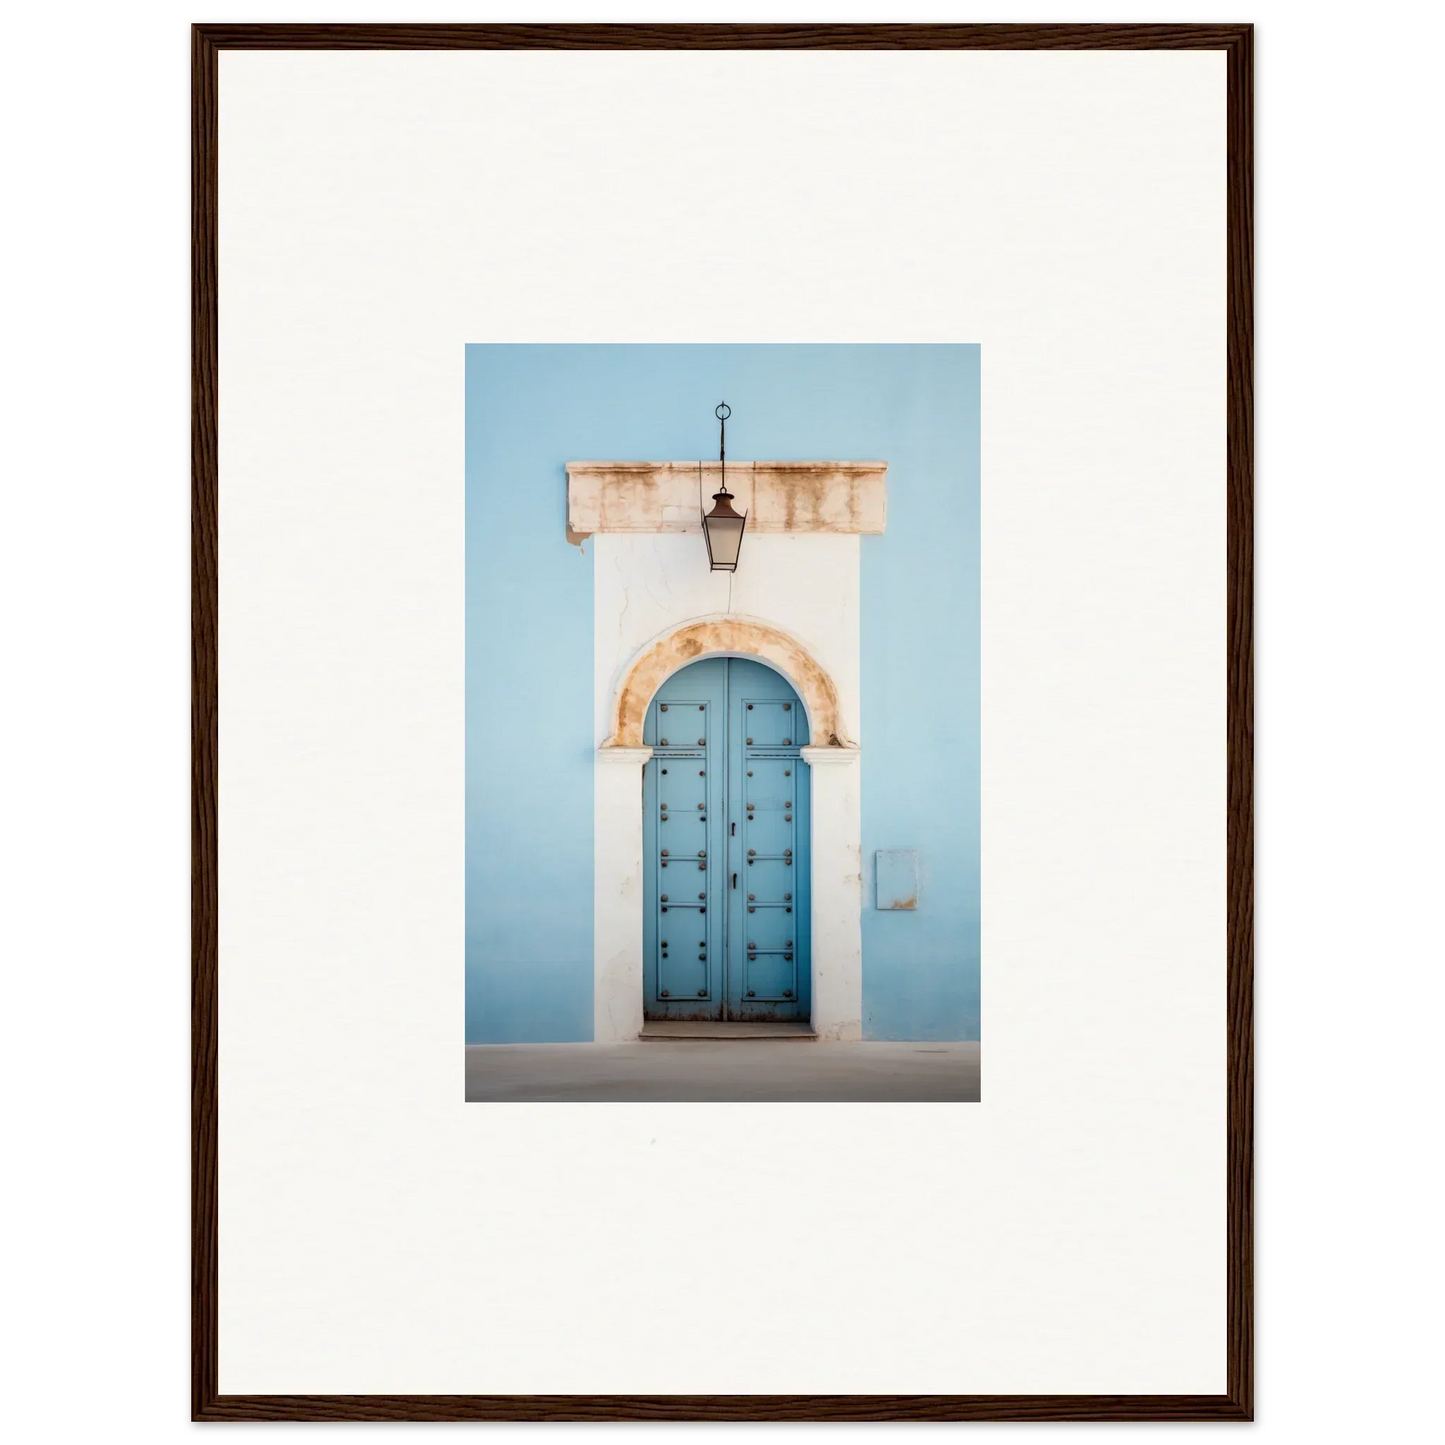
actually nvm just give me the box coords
[602,616,851,751]
[595,613,861,1044]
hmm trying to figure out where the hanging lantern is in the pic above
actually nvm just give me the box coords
[701,401,747,571]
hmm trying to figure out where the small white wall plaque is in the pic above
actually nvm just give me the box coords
[875,849,919,910]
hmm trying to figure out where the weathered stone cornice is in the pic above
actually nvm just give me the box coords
[566,460,887,537]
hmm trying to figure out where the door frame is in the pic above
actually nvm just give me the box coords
[594,617,862,1042]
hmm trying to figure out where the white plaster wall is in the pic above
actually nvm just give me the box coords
[593,533,861,747]
[593,746,651,1044]
[801,745,864,1041]
[593,532,862,1040]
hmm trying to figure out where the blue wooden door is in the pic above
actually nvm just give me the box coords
[643,657,810,1022]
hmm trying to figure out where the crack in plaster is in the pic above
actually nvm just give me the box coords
[614,550,633,643]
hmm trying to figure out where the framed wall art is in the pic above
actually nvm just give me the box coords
[194,21,1252,1422]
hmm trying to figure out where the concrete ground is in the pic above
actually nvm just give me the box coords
[465,1040,980,1102]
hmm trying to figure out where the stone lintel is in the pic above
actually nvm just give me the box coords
[567,461,887,536]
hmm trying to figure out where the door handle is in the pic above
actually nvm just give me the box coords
[732,873,737,889]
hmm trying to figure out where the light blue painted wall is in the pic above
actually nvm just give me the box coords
[466,345,980,1043]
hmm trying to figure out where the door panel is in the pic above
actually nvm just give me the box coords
[742,805,794,857]
[743,950,797,1003]
[643,656,810,1023]
[742,904,795,951]
[742,858,797,902]
[727,660,810,1022]
[740,698,798,748]
[643,663,726,1019]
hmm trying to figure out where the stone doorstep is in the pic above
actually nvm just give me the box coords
[638,1020,818,1041]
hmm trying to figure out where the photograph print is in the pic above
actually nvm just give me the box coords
[466,344,980,1101]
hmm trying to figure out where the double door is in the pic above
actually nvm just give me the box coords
[642,657,811,1022]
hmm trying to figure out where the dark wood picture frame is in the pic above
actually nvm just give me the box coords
[193,22,1252,1423]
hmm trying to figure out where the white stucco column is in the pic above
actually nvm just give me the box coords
[801,745,863,1041]
[594,746,651,1042]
